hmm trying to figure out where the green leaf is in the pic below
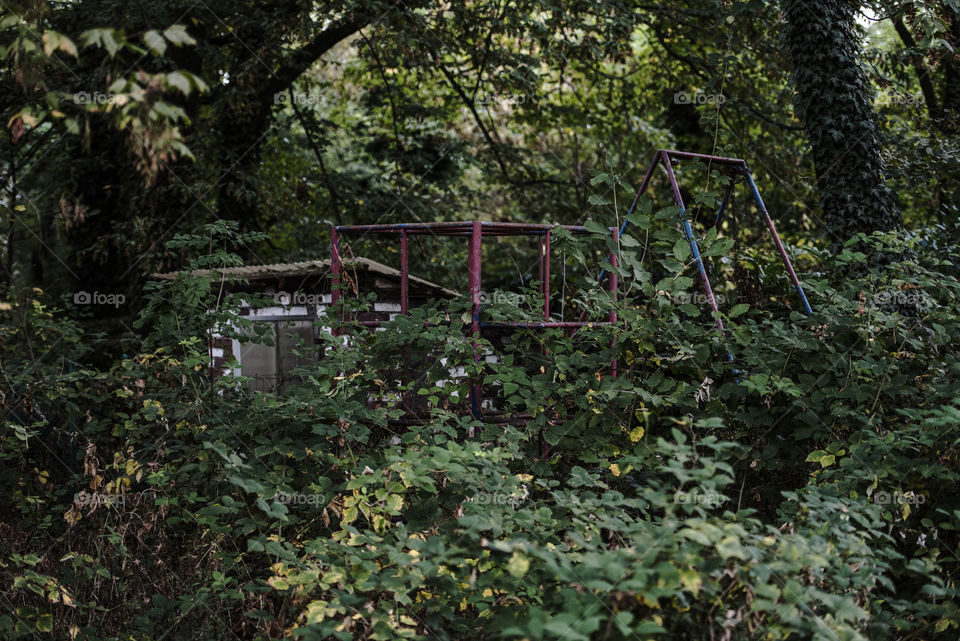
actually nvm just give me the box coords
[805,450,836,468]
[507,551,530,578]
[42,31,77,58]
[717,535,749,560]
[166,71,192,96]
[385,494,403,513]
[342,506,358,524]
[589,172,613,187]
[584,219,610,235]
[703,237,735,257]
[36,614,53,632]
[268,577,290,590]
[143,30,167,56]
[728,303,749,318]
[655,205,682,220]
[634,621,666,634]
[163,24,196,46]
[628,213,650,230]
[673,239,691,263]
[102,30,120,57]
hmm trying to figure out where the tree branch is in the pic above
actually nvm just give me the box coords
[288,88,343,225]
[431,51,513,183]
[891,16,940,118]
[357,28,404,190]
[264,18,369,100]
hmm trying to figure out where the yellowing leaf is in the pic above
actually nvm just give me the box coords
[805,450,836,468]
[638,594,660,609]
[679,569,702,596]
[267,576,290,590]
[609,463,621,477]
[36,614,53,632]
[385,494,403,512]
[304,600,333,623]
[342,505,358,524]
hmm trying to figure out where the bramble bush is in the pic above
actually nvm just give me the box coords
[2,214,959,640]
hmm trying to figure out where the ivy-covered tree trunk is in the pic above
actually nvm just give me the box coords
[782,0,901,245]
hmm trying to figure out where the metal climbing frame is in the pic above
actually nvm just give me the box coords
[330,222,620,421]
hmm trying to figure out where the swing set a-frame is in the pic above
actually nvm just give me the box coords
[616,149,813,329]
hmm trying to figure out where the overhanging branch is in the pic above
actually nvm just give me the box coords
[264,19,368,100]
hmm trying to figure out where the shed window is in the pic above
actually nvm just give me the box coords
[240,321,315,393]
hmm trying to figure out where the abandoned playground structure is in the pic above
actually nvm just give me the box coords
[190,149,813,422]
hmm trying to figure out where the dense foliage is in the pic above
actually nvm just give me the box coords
[3,217,960,639]
[2,0,960,639]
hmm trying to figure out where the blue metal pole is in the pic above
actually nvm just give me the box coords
[744,170,814,315]
[661,156,724,327]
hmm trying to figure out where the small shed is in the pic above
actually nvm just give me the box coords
[155,257,456,392]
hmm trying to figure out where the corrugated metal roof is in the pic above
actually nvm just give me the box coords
[153,260,327,281]
[153,257,457,296]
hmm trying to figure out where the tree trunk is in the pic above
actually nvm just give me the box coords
[782,0,901,246]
